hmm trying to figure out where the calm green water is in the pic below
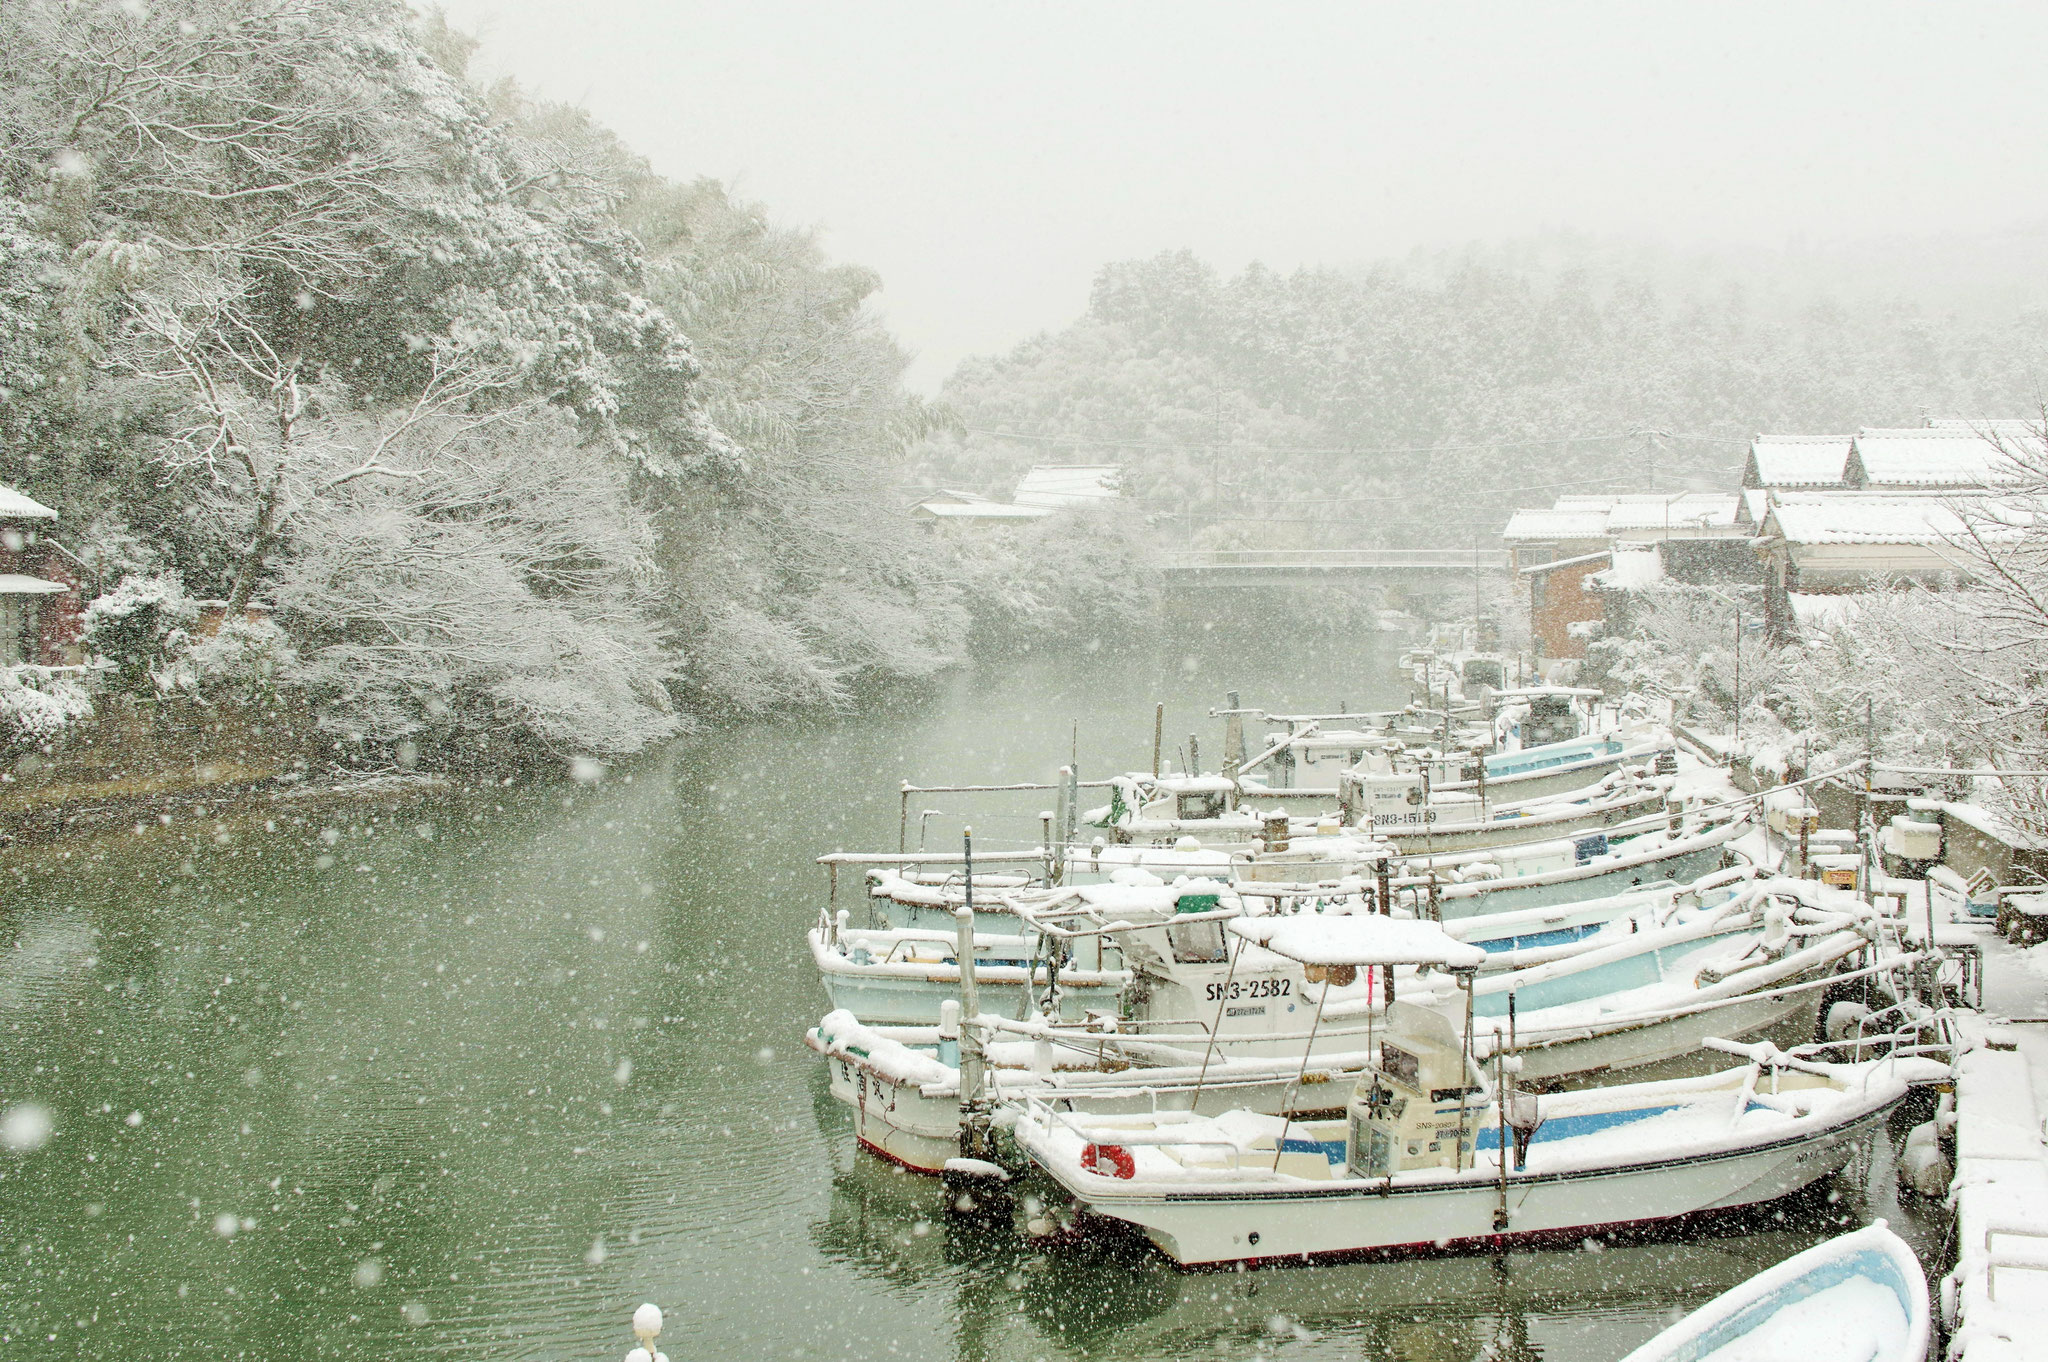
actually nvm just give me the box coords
[0,625,1939,1360]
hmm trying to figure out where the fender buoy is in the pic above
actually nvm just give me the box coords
[1081,1143,1136,1179]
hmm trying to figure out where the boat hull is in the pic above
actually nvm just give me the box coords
[1433,840,1735,918]
[1508,983,1825,1084]
[1053,1106,1890,1268]
[812,1044,1363,1174]
[1378,793,1668,855]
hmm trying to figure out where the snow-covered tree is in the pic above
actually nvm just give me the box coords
[273,405,678,758]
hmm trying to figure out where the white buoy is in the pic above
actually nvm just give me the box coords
[626,1302,666,1362]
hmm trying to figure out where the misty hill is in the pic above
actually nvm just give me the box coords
[928,243,2048,547]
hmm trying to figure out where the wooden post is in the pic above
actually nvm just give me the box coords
[1153,702,1164,778]
[1189,734,1199,776]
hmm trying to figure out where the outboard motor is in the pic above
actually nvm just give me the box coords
[1348,1003,1486,1177]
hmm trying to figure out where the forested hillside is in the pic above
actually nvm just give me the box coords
[928,249,2048,547]
[0,0,956,763]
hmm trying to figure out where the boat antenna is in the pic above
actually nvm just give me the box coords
[1272,967,1333,1172]
[1189,932,1241,1104]
[1493,1027,1510,1231]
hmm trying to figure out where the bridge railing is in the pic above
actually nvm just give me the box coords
[1158,548,1511,571]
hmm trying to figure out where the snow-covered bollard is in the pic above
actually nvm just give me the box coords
[1824,999,1872,1044]
[624,1302,666,1362]
[1896,1120,1950,1198]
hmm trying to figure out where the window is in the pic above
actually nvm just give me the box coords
[0,596,33,666]
[1166,919,1228,963]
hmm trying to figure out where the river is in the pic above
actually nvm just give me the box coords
[0,621,1939,1360]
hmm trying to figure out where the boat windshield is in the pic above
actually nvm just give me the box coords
[1167,918,1229,963]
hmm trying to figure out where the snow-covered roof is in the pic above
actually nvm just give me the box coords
[1760,492,2015,546]
[1602,493,1740,532]
[1502,508,1609,541]
[1519,549,1612,576]
[912,499,1052,520]
[1847,428,2035,489]
[1786,592,1864,631]
[1227,914,1487,969]
[1588,546,1665,591]
[0,486,57,521]
[1743,436,1851,489]
[1014,465,1120,508]
[0,574,66,595]
[1920,798,2048,851]
[1739,488,1771,525]
[1506,494,1739,544]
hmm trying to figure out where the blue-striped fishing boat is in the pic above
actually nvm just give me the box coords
[1617,1220,1928,1362]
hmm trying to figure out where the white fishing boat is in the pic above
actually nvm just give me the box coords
[808,915,1135,1024]
[1402,817,1747,917]
[1350,768,1680,855]
[1238,718,1671,806]
[808,1008,1377,1174]
[1013,924,1914,1266]
[1616,1220,1929,1362]
[1442,877,1889,1083]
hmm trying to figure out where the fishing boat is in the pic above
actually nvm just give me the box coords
[809,1008,1378,1174]
[1240,722,1671,806]
[1349,768,1680,855]
[809,913,1135,1025]
[1444,877,1889,1083]
[1616,1220,1929,1362]
[1401,817,1747,917]
[1012,923,1914,1267]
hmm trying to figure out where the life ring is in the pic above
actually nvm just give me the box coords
[1081,1143,1135,1179]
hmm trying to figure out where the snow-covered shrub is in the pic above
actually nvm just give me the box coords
[0,669,93,752]
[175,616,297,706]
[80,573,196,695]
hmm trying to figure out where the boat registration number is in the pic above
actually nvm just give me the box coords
[1206,977,1291,1002]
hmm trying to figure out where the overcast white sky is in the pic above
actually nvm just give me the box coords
[428,1,2048,390]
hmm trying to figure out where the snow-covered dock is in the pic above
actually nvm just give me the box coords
[1942,936,2048,1362]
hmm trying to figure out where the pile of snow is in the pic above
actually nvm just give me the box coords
[0,667,92,750]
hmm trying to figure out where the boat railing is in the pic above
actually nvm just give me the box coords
[1967,1216,2048,1303]
[1018,1094,1250,1170]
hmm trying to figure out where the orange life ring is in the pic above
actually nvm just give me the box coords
[1081,1142,1136,1179]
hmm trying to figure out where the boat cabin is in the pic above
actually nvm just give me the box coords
[1335,756,1489,831]
[1349,1003,1489,1176]
[1492,686,1603,748]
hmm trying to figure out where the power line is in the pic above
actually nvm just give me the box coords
[964,426,1750,457]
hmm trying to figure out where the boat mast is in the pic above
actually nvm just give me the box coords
[956,828,993,1160]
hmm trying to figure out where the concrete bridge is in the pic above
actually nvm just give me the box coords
[1158,547,1511,588]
